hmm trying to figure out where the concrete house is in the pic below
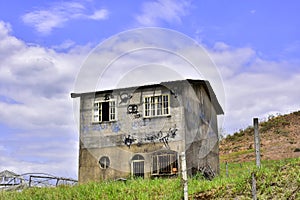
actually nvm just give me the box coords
[71,79,223,183]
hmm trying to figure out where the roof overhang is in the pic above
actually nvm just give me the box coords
[71,79,224,115]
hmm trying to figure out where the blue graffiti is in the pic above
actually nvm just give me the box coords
[92,124,107,131]
[82,125,89,132]
[132,120,144,129]
[199,112,205,120]
[132,119,150,129]
[186,100,192,113]
[81,113,86,123]
[111,123,121,133]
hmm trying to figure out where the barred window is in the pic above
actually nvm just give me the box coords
[144,94,169,117]
[93,100,116,122]
[152,153,178,175]
[132,154,145,178]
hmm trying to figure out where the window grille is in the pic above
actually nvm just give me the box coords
[151,153,178,175]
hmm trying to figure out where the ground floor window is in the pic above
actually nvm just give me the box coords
[99,156,110,169]
[131,154,144,178]
[152,151,178,176]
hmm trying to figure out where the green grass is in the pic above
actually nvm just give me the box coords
[1,158,299,200]
[220,149,255,162]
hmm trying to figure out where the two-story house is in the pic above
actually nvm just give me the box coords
[71,79,223,183]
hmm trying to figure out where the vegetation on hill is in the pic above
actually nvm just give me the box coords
[220,110,300,162]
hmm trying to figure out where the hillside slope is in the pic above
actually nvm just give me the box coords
[220,110,300,163]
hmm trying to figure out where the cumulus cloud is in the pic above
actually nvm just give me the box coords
[0,134,78,177]
[209,43,300,133]
[0,21,89,177]
[51,39,76,51]
[88,9,109,20]
[22,1,109,34]
[136,0,191,26]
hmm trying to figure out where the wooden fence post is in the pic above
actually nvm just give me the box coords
[29,176,32,187]
[181,152,188,200]
[253,118,261,168]
[225,162,229,177]
[251,172,257,200]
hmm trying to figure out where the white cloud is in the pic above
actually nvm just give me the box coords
[22,2,109,34]
[88,9,109,20]
[0,145,78,177]
[136,0,191,26]
[0,22,25,59]
[209,43,300,134]
[0,21,90,178]
[22,10,64,34]
[51,39,76,51]
[0,21,12,38]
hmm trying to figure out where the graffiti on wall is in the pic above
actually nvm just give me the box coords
[127,104,141,118]
[119,92,132,104]
[124,135,136,148]
[123,125,178,149]
[81,122,121,133]
[127,104,138,114]
[111,122,121,133]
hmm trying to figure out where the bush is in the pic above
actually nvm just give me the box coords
[294,148,300,152]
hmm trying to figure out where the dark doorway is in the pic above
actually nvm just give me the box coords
[102,102,109,121]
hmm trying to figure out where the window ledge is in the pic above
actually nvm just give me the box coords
[143,115,171,119]
[92,120,118,124]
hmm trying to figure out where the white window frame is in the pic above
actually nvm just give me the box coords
[93,100,117,123]
[131,155,145,178]
[144,94,170,118]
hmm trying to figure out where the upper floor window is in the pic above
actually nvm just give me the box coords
[93,100,116,122]
[144,94,170,118]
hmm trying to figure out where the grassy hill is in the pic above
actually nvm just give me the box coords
[220,110,300,163]
[1,111,300,199]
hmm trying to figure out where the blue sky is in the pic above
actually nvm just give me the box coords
[0,0,300,178]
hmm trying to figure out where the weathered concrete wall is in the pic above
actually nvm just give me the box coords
[77,81,221,182]
[80,87,183,144]
[182,82,220,176]
[79,85,185,182]
[79,141,184,183]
